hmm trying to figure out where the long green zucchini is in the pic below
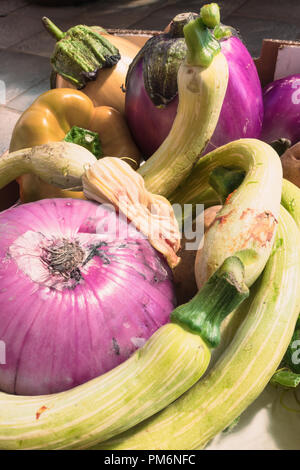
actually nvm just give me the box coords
[211,179,300,369]
[94,204,300,450]
[0,142,96,190]
[0,137,282,450]
[170,138,282,289]
[0,324,209,450]
[0,252,252,450]
[138,6,228,197]
[170,138,282,209]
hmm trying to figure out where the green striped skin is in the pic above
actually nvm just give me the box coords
[94,205,300,450]
[0,324,210,450]
[138,51,228,197]
[281,179,300,228]
[170,138,282,210]
[210,180,300,369]
[173,139,282,289]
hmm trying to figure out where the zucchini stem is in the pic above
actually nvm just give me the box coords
[200,3,221,29]
[184,16,220,67]
[171,256,249,347]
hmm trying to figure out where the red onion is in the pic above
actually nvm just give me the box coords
[260,74,300,145]
[125,23,263,159]
[0,198,175,395]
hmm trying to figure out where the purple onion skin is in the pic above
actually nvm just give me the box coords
[0,199,175,395]
[125,36,263,159]
[260,74,300,145]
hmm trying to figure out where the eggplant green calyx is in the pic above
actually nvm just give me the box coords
[64,126,103,159]
[126,12,197,107]
[209,166,246,203]
[200,3,220,29]
[171,256,249,348]
[184,16,221,67]
[43,17,120,89]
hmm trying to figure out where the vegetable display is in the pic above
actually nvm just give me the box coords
[1,0,300,452]
[9,88,141,202]
[0,134,285,449]
[47,18,141,114]
[0,242,252,449]
[125,8,263,159]
[99,201,300,450]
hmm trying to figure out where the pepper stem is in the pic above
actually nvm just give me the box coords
[64,126,103,159]
[42,17,65,41]
[171,256,249,348]
[200,3,220,29]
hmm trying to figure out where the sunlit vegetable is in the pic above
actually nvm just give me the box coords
[0,197,176,395]
[260,74,300,146]
[125,9,263,158]
[47,18,140,114]
[9,88,141,203]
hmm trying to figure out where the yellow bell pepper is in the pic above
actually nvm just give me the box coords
[9,88,141,203]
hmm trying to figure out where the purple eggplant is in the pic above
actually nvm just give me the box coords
[125,14,263,159]
[260,74,300,146]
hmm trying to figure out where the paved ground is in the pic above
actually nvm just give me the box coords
[1,0,300,154]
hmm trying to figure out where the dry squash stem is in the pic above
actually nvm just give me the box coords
[0,142,96,190]
[94,204,300,450]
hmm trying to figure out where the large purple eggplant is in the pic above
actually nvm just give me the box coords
[260,74,300,145]
[125,13,263,159]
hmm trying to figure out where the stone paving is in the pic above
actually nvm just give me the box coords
[1,0,300,154]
